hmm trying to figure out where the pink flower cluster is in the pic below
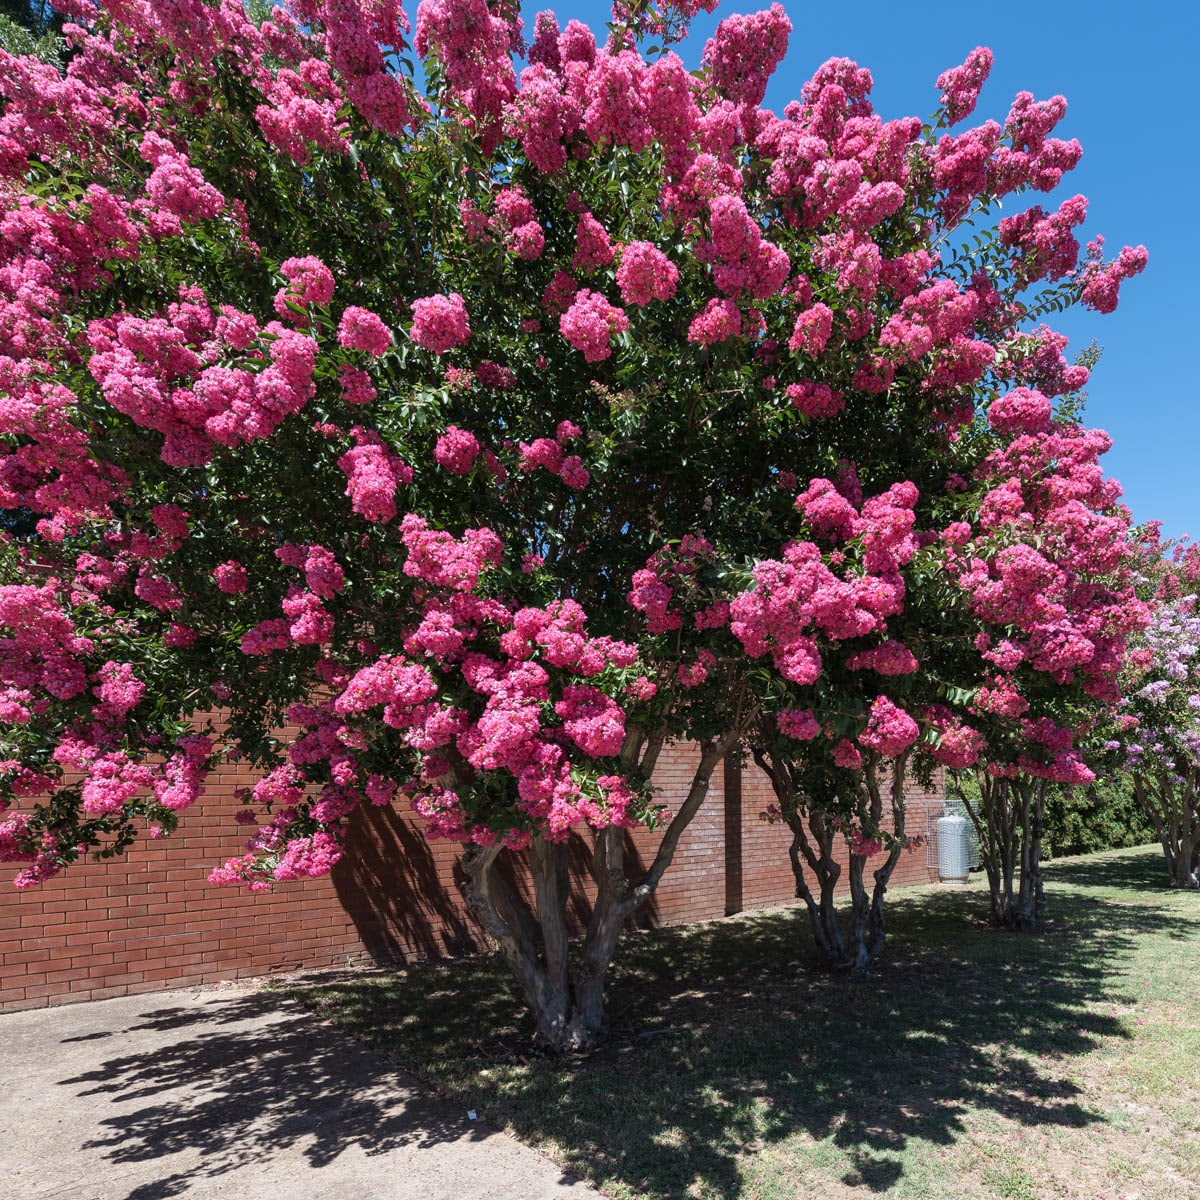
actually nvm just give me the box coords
[560,289,629,362]
[701,3,792,108]
[411,292,470,353]
[572,211,614,272]
[517,424,590,491]
[777,708,821,740]
[846,641,919,676]
[707,194,790,300]
[434,425,481,474]
[140,132,225,227]
[1079,239,1149,314]
[337,429,413,523]
[786,380,844,419]
[275,255,336,322]
[944,423,1146,707]
[400,514,504,591]
[857,695,919,758]
[337,306,391,355]
[615,242,679,307]
[214,561,248,594]
[688,297,742,346]
[415,0,517,151]
[988,387,1053,436]
[936,47,993,125]
[488,187,545,259]
[789,303,833,355]
[256,57,350,166]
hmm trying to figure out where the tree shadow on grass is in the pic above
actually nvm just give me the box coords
[1041,843,1169,892]
[288,861,1189,1200]
[55,990,494,1200]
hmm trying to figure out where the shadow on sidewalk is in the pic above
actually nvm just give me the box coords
[57,990,488,1200]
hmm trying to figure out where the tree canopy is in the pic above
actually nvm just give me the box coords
[0,0,1148,1045]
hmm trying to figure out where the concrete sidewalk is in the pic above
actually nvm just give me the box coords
[0,983,601,1200]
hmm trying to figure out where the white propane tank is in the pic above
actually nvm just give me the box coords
[937,814,970,884]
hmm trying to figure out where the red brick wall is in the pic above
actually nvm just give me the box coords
[0,744,944,1011]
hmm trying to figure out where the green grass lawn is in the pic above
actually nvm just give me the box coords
[280,845,1200,1199]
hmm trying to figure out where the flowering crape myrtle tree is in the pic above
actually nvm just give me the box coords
[1120,540,1200,889]
[730,83,1146,948]
[744,405,1143,952]
[0,0,1145,1044]
[917,408,1148,930]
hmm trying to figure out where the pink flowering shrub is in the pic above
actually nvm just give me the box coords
[434,425,481,474]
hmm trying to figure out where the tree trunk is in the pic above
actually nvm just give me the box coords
[756,747,910,973]
[458,732,739,1053]
[1135,770,1200,889]
[1011,779,1046,930]
[966,773,1047,930]
[459,842,571,1047]
[783,807,846,965]
[851,753,909,971]
[864,773,908,966]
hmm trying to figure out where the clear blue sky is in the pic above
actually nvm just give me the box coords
[536,0,1200,539]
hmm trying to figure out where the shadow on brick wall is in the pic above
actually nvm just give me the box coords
[332,804,480,963]
[332,808,663,968]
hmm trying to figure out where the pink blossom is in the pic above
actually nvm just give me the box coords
[415,0,516,150]
[92,660,144,718]
[577,49,652,153]
[282,589,335,645]
[572,212,614,272]
[542,270,578,314]
[411,293,471,353]
[794,477,860,540]
[778,708,821,740]
[616,242,678,307]
[989,387,1053,436]
[337,430,412,523]
[928,721,986,769]
[273,830,343,881]
[435,425,481,474]
[1080,241,1149,314]
[554,685,626,758]
[400,514,504,591]
[846,641,919,675]
[688,298,742,346]
[213,561,248,594]
[832,738,862,770]
[140,133,225,224]
[339,365,377,405]
[786,380,845,418]
[337,306,391,355]
[275,255,336,320]
[702,3,792,108]
[857,696,919,757]
[559,289,628,362]
[936,47,993,125]
[559,455,590,490]
[789,303,833,355]
[505,63,581,175]
[302,545,346,598]
[628,566,682,634]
